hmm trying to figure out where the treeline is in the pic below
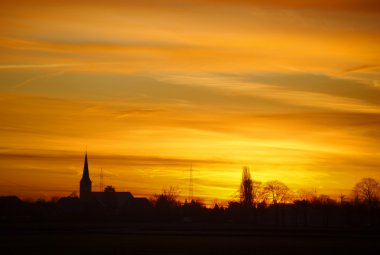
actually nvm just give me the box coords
[1,170,380,229]
[238,167,380,207]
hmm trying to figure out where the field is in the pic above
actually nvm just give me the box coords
[1,223,380,254]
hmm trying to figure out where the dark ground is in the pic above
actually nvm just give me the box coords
[1,222,379,255]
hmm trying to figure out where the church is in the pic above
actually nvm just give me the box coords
[79,152,149,209]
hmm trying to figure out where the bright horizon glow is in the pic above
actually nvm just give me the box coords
[1,0,380,206]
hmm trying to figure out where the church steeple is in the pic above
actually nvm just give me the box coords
[82,152,90,179]
[80,152,92,200]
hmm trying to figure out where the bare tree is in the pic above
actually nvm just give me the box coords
[264,180,291,204]
[353,178,380,206]
[154,186,180,208]
[252,180,266,206]
[296,189,316,202]
[240,167,253,206]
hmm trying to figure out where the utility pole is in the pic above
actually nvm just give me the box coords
[100,168,104,192]
[189,164,193,201]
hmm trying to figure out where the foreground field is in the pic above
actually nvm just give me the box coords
[1,223,379,254]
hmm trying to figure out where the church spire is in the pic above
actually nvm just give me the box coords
[82,152,90,180]
[80,152,92,200]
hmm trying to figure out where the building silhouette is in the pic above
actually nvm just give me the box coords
[79,152,148,209]
[79,152,92,200]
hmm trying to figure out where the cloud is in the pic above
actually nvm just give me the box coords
[0,150,232,166]
[0,64,74,69]
[1,0,379,75]
[3,0,380,13]
[339,65,380,75]
[235,73,380,105]
[162,73,380,113]
[195,0,380,13]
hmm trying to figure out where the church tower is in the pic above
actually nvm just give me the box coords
[80,152,92,200]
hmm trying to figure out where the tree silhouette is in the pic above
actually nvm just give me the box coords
[153,186,179,208]
[353,178,380,206]
[264,180,290,204]
[252,180,266,206]
[153,186,180,221]
[240,167,253,207]
[104,185,116,192]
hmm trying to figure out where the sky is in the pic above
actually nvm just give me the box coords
[1,0,380,205]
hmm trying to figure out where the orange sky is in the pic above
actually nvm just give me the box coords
[1,0,380,205]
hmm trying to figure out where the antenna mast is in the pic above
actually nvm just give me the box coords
[100,168,104,192]
[189,164,193,201]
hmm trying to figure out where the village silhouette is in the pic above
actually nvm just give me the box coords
[1,152,379,227]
